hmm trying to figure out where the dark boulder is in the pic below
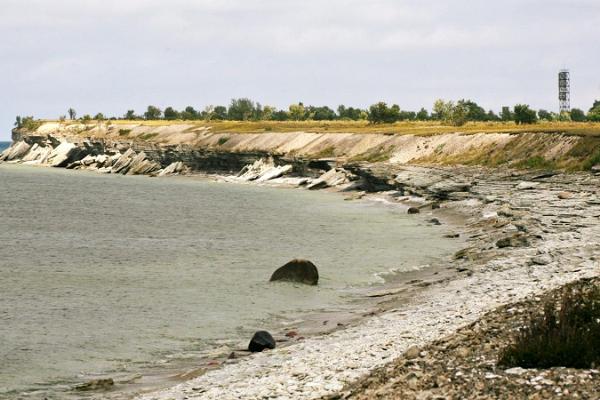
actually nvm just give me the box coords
[74,378,114,391]
[407,207,420,214]
[270,259,319,285]
[248,330,276,352]
[429,218,441,225]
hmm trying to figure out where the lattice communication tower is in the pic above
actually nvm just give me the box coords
[558,69,570,113]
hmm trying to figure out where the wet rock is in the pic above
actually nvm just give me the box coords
[429,218,442,225]
[496,233,530,248]
[270,259,319,285]
[445,232,460,239]
[248,331,276,353]
[407,207,420,215]
[74,378,114,391]
[158,161,187,177]
[111,148,136,174]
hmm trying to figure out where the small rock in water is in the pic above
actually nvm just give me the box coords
[270,259,319,285]
[407,207,420,215]
[429,218,442,225]
[248,331,276,353]
[285,330,299,338]
[74,378,114,391]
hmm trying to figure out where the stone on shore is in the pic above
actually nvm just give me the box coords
[307,168,355,190]
[558,191,574,199]
[270,259,319,285]
[248,331,276,353]
[496,233,530,248]
[407,207,420,214]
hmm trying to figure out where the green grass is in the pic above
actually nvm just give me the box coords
[217,136,230,146]
[118,129,131,136]
[499,282,600,369]
[516,156,558,170]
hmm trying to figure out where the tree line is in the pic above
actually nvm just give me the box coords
[15,99,600,129]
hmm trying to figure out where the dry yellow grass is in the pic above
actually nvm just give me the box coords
[49,120,600,137]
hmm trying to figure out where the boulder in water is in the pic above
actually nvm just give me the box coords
[407,207,420,214]
[248,330,276,352]
[270,259,319,285]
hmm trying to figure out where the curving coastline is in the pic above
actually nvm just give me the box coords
[2,123,600,399]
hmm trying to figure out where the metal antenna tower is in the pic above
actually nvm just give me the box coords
[558,69,570,113]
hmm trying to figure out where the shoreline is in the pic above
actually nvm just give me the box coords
[2,134,600,399]
[136,167,600,400]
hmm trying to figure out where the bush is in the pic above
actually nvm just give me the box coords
[499,283,600,369]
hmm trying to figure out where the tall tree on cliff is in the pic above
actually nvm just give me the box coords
[68,108,76,120]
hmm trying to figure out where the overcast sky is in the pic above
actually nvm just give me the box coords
[1,0,599,140]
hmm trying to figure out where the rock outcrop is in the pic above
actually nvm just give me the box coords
[270,259,319,286]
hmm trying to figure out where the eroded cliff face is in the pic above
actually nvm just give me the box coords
[2,122,599,178]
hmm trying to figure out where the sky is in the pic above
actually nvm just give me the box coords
[1,0,599,140]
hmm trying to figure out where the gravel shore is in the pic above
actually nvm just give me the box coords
[139,166,600,400]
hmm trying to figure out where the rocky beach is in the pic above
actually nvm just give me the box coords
[2,122,600,399]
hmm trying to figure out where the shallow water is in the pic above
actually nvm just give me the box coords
[0,164,458,398]
[0,141,11,152]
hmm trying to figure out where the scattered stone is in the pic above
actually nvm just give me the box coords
[444,232,460,239]
[407,207,420,215]
[270,259,319,285]
[248,331,276,353]
[429,218,442,225]
[285,331,299,338]
[531,254,553,265]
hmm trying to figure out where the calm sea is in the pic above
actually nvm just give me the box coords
[0,141,11,152]
[0,164,459,399]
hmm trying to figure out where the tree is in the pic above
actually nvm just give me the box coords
[68,108,76,120]
[94,113,105,121]
[271,109,289,121]
[81,114,92,122]
[486,110,500,121]
[416,108,429,121]
[213,105,228,120]
[451,101,469,126]
[337,105,364,120]
[513,104,538,124]
[587,100,600,122]
[261,105,276,120]
[289,103,306,121]
[537,109,553,121]
[180,106,199,120]
[432,99,454,122]
[368,102,401,123]
[124,110,138,120]
[500,106,513,122]
[570,108,586,122]
[14,116,21,127]
[144,105,162,120]
[459,99,486,121]
[164,106,179,120]
[310,106,336,121]
[228,98,256,121]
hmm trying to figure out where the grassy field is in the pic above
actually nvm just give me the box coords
[49,119,600,137]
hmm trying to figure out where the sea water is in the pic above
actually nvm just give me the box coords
[0,164,458,398]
